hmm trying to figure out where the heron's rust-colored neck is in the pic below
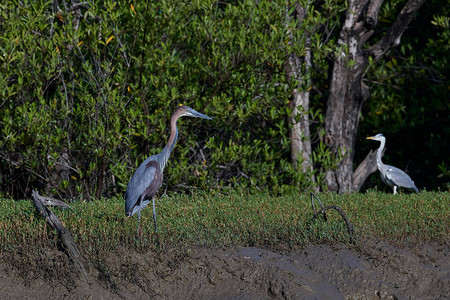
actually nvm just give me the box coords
[166,107,185,151]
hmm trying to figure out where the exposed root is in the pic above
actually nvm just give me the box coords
[308,193,354,241]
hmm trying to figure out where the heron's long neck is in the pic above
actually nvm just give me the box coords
[160,116,179,170]
[376,139,385,168]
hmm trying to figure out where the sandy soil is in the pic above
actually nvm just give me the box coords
[1,238,449,299]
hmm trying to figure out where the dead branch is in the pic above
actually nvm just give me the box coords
[31,190,88,281]
[352,149,378,191]
[369,0,427,61]
[309,193,354,240]
[67,2,89,13]
[36,194,71,209]
[310,192,327,221]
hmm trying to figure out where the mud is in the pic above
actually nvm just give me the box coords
[1,238,449,299]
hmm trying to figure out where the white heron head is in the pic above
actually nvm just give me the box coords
[366,133,385,142]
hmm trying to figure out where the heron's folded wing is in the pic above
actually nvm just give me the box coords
[385,165,416,189]
[125,157,158,215]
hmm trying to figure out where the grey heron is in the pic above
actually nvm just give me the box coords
[366,133,419,194]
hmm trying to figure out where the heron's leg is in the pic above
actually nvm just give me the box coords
[152,197,158,233]
[393,186,398,195]
[136,209,141,235]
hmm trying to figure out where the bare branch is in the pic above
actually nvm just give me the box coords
[352,149,378,191]
[36,194,71,209]
[369,0,426,61]
[67,2,89,13]
[310,192,326,221]
[365,0,385,29]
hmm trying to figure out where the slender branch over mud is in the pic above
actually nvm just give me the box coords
[309,193,354,240]
[31,190,88,281]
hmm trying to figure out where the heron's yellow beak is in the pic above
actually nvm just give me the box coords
[366,136,374,140]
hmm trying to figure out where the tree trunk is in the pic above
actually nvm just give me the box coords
[287,50,313,174]
[286,2,315,185]
[324,0,371,192]
[324,0,426,192]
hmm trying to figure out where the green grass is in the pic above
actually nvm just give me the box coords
[0,191,448,257]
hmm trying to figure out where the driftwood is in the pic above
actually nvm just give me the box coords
[353,149,378,191]
[308,193,354,240]
[34,193,71,209]
[31,190,88,281]
[353,147,387,191]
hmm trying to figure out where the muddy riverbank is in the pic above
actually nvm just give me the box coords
[1,238,448,299]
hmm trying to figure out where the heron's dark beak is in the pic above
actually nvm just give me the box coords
[190,109,213,120]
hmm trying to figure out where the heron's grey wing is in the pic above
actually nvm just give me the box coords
[384,165,417,190]
[125,156,158,215]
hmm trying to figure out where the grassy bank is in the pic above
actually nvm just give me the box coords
[1,191,448,257]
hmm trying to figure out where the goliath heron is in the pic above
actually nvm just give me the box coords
[366,133,419,194]
[125,105,212,233]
